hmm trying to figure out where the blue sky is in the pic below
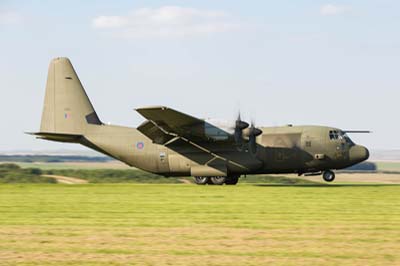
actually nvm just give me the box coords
[0,0,399,151]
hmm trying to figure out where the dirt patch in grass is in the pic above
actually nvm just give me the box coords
[42,175,88,184]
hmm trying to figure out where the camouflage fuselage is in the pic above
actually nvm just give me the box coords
[79,124,369,177]
[33,57,368,178]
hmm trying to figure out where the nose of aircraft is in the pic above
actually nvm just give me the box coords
[349,145,369,163]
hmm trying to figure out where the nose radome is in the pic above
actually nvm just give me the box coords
[364,146,370,160]
[350,145,369,163]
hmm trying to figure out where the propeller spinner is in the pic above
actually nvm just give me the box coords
[234,113,249,144]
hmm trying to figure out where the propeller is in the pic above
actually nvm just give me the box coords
[248,120,262,153]
[234,112,249,145]
[248,120,262,137]
[232,111,262,153]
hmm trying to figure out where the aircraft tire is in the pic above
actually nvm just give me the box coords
[194,176,209,185]
[210,176,226,185]
[322,170,335,182]
[225,176,239,185]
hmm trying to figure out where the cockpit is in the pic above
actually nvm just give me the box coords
[328,130,354,145]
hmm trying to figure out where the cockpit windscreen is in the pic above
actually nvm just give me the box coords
[329,130,354,145]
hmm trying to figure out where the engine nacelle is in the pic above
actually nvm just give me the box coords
[241,127,263,140]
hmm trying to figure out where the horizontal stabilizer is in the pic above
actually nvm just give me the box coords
[26,132,82,143]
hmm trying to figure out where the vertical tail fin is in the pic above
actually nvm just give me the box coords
[40,57,102,135]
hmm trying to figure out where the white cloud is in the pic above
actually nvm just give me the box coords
[320,4,351,16]
[92,6,240,38]
[0,11,22,25]
[93,16,128,29]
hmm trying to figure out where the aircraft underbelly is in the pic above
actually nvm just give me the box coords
[166,149,262,176]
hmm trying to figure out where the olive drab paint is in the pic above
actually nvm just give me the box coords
[29,58,370,184]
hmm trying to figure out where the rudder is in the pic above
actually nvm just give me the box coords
[40,57,102,134]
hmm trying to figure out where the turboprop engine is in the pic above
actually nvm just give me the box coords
[202,115,262,153]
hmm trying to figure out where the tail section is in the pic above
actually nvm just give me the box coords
[40,57,101,135]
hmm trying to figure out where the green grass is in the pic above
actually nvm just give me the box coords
[3,163,319,184]
[0,183,399,265]
[0,164,56,183]
[43,168,185,183]
[14,162,118,170]
[0,155,111,163]
[43,168,318,184]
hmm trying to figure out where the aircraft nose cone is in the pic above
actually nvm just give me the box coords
[350,145,369,163]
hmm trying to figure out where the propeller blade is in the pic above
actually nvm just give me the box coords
[236,113,249,130]
[233,112,261,153]
[236,121,249,130]
[234,111,249,144]
[249,133,257,154]
[247,120,262,154]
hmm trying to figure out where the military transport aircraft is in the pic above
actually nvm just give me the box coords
[29,57,370,185]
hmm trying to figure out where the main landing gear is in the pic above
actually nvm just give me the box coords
[193,176,239,185]
[322,170,335,182]
[193,176,209,185]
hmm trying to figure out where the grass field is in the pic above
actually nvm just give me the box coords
[14,161,131,170]
[0,184,400,266]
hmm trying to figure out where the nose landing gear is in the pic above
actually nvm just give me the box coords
[322,170,335,182]
[225,176,239,185]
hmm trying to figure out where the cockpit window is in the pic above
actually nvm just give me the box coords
[343,133,354,145]
[329,130,339,140]
[329,130,354,145]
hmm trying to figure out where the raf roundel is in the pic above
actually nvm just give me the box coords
[136,141,144,150]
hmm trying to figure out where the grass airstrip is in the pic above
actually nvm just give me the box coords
[1,183,400,266]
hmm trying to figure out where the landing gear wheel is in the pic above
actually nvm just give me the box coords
[225,176,239,185]
[322,170,335,182]
[210,176,226,185]
[194,176,209,185]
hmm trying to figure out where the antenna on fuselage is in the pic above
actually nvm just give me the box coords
[343,130,372,133]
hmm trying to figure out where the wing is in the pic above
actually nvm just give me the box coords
[136,120,175,145]
[135,106,262,172]
[135,106,205,141]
